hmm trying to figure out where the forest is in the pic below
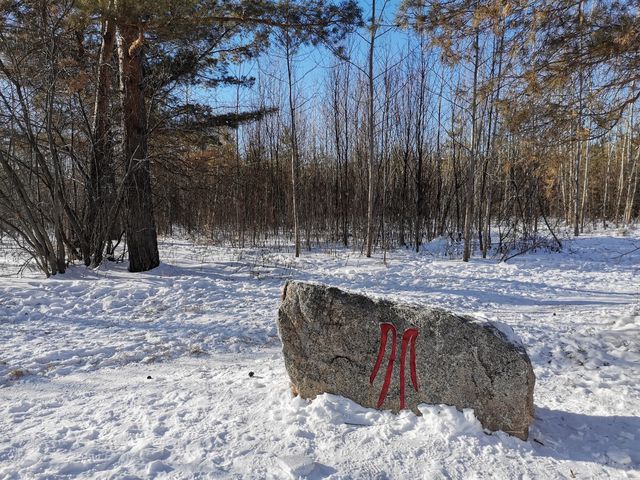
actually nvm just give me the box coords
[0,0,638,276]
[1,2,640,477]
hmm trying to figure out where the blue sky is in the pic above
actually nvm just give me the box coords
[207,0,409,113]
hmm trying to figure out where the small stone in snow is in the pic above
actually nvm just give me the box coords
[147,375,152,380]
[146,460,171,475]
[606,447,631,465]
[277,455,315,478]
[248,371,254,377]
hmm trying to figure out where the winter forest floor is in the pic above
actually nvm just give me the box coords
[0,230,639,479]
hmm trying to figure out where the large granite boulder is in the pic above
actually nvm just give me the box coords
[277,281,535,440]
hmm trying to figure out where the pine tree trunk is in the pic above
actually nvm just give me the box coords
[117,21,159,272]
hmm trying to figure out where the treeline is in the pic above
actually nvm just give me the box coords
[1,0,639,276]
[163,0,640,259]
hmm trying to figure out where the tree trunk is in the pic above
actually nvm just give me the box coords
[365,0,377,258]
[88,12,117,267]
[602,139,613,227]
[615,111,631,226]
[284,33,300,258]
[573,0,585,237]
[414,36,427,253]
[573,133,582,236]
[580,136,590,232]
[463,26,480,262]
[623,149,639,224]
[117,20,160,272]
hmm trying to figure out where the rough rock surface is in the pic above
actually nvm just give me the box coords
[277,281,536,440]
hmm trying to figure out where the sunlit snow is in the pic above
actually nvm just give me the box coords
[0,230,638,478]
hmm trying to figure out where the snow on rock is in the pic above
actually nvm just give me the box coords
[471,313,526,347]
[0,230,639,478]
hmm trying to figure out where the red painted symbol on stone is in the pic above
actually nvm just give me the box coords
[370,323,419,409]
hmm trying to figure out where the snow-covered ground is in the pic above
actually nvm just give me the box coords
[0,231,639,479]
